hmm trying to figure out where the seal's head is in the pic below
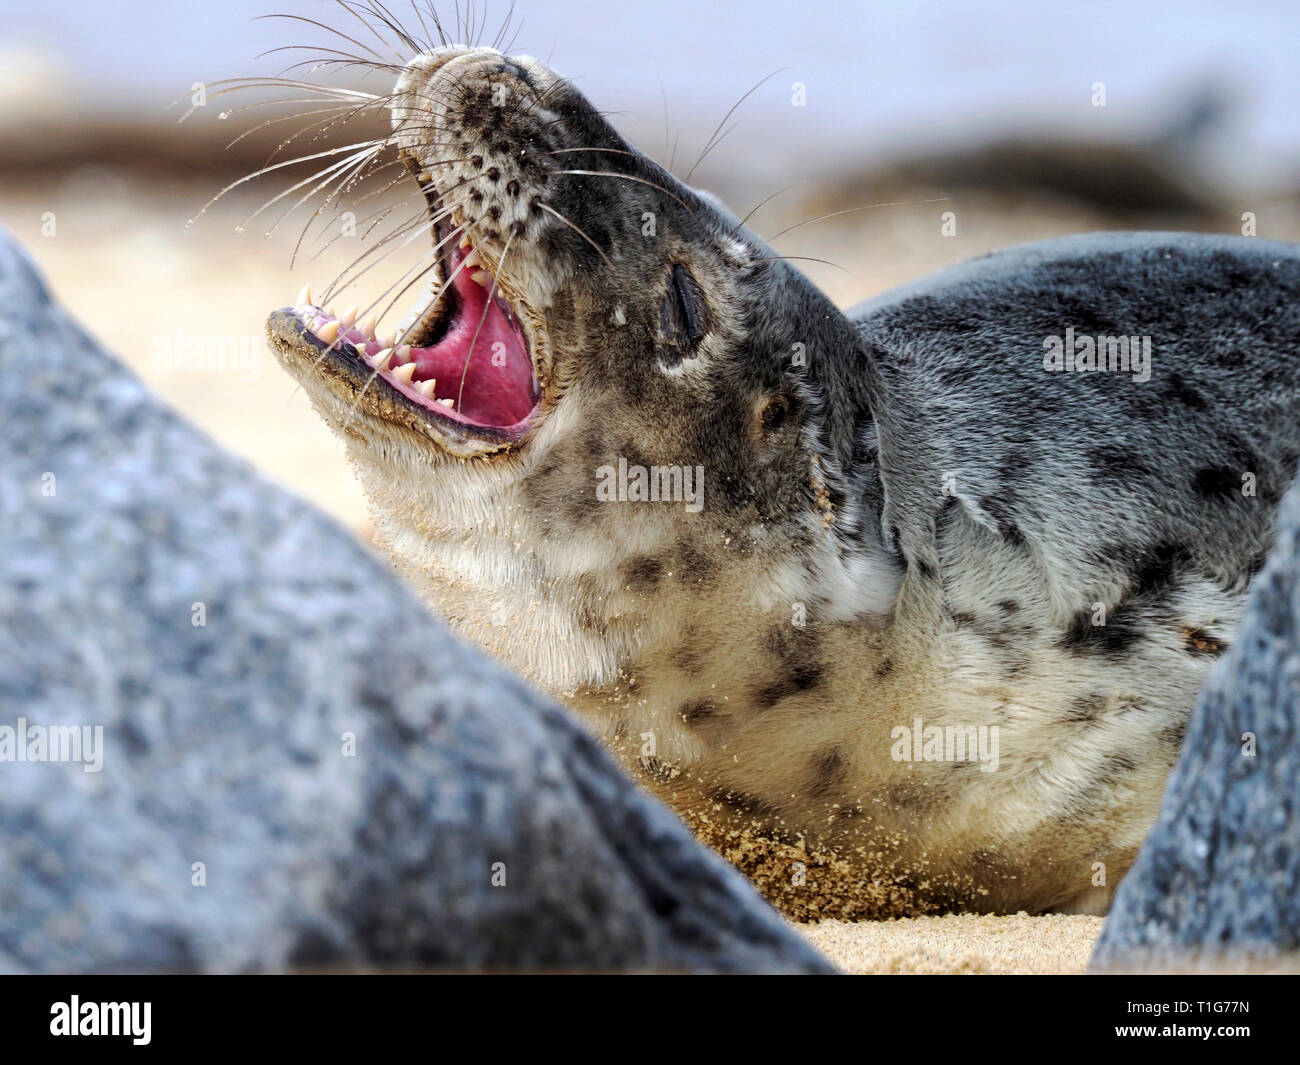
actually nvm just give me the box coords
[267,46,898,703]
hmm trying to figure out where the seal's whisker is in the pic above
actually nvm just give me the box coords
[683,68,787,183]
[319,210,442,304]
[536,203,614,269]
[274,55,407,78]
[338,225,474,430]
[490,0,520,51]
[732,181,808,235]
[351,0,426,57]
[255,12,393,64]
[191,140,384,225]
[762,197,950,243]
[328,208,462,319]
[527,147,645,161]
[195,77,382,101]
[222,103,380,152]
[258,44,405,74]
[310,166,483,286]
[552,170,700,219]
[750,254,864,283]
[238,144,383,236]
[335,0,416,64]
[306,182,423,258]
[286,150,403,264]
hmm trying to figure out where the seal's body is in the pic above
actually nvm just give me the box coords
[263,44,1300,917]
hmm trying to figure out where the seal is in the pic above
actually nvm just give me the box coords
[260,41,1300,918]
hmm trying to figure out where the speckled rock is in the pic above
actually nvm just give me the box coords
[0,231,831,974]
[1092,473,1300,970]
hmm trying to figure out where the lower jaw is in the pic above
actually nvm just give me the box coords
[265,307,537,457]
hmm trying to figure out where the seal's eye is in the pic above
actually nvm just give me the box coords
[660,263,708,364]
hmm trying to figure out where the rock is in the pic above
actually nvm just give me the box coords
[0,231,831,974]
[1092,473,1300,970]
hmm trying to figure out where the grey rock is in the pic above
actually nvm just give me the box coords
[0,231,831,974]
[1092,473,1300,970]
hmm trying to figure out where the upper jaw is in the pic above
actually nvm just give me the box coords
[265,141,551,459]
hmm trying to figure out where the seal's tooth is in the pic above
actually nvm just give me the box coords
[459,233,472,250]
[380,333,397,350]
[296,283,313,307]
[471,270,491,287]
[339,306,358,330]
[316,320,340,344]
[396,344,412,363]
[371,347,393,370]
[392,362,417,384]
[355,341,367,357]
[463,250,483,269]
[358,314,377,338]
[438,397,455,408]
[415,379,437,397]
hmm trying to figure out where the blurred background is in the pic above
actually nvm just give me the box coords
[2,0,1299,535]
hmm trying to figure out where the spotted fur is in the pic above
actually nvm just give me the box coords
[266,46,1300,917]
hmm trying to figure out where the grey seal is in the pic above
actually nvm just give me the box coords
[259,43,1300,918]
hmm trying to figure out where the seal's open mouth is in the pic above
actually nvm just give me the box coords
[269,168,541,450]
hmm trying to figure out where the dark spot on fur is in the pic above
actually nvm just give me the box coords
[1131,543,1188,598]
[622,555,664,590]
[792,663,824,691]
[676,538,717,583]
[1180,626,1226,657]
[1090,445,1150,482]
[680,700,718,725]
[754,680,792,708]
[1159,719,1188,749]
[875,656,895,679]
[1058,608,1145,658]
[675,641,704,677]
[809,747,847,798]
[1161,373,1208,411]
[916,557,937,580]
[950,611,976,628]
[997,599,1020,616]
[1067,693,1107,724]
[1193,465,1241,498]
[1098,751,1140,786]
[712,788,777,817]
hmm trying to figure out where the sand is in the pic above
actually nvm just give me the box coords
[802,914,1105,974]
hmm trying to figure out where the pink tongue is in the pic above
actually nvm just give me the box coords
[406,250,536,426]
